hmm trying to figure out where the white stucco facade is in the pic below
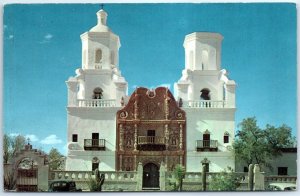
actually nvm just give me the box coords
[65,9,236,173]
[65,9,127,171]
[235,149,297,176]
[174,32,236,172]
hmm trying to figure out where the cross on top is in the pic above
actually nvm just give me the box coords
[100,4,104,10]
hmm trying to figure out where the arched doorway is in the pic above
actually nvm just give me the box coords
[200,88,210,100]
[142,163,159,188]
[93,87,103,99]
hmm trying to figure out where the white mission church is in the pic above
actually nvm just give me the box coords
[65,8,237,176]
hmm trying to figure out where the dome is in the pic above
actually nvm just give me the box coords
[89,9,111,32]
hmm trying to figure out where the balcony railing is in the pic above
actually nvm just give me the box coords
[78,99,116,107]
[184,100,226,108]
[137,136,166,151]
[84,139,106,151]
[196,140,218,152]
[138,136,165,145]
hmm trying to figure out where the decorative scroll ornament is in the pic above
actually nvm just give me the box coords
[226,145,233,151]
[92,157,99,163]
[146,89,156,98]
[175,110,183,119]
[120,111,128,119]
[201,157,211,164]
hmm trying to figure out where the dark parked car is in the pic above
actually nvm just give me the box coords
[266,183,296,191]
[49,181,82,192]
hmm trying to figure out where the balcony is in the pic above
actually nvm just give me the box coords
[77,99,116,107]
[84,139,106,151]
[196,140,218,152]
[137,136,166,151]
[184,100,226,108]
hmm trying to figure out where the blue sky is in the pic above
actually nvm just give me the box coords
[3,3,297,155]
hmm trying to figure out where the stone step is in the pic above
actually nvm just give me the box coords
[142,187,160,191]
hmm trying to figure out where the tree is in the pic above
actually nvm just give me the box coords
[169,164,186,191]
[233,117,295,170]
[3,134,11,164]
[4,170,16,190]
[3,134,26,164]
[88,168,105,191]
[11,135,26,156]
[48,148,64,170]
[209,167,240,191]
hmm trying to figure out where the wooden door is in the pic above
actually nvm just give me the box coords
[142,163,159,188]
[92,133,99,146]
[203,133,210,147]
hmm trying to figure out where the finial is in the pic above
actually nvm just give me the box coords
[100,4,104,10]
[121,96,124,106]
[27,137,30,145]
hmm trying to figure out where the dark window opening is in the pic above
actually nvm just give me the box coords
[200,89,210,100]
[224,135,229,143]
[72,134,78,142]
[203,133,210,141]
[92,133,99,146]
[92,162,99,171]
[95,49,102,63]
[244,166,249,172]
[203,133,210,148]
[202,163,209,172]
[147,130,155,137]
[278,167,288,175]
[93,88,103,99]
[92,133,99,139]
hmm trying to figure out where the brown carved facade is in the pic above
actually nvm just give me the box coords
[116,87,186,171]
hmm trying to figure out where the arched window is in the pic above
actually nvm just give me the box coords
[201,50,209,70]
[200,88,211,100]
[83,49,87,66]
[93,87,103,99]
[95,49,102,63]
[110,51,115,65]
[92,157,99,172]
[189,51,194,69]
[203,130,210,148]
[224,132,229,143]
[201,158,210,172]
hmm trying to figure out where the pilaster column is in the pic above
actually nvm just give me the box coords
[119,124,124,151]
[165,89,169,119]
[134,124,138,151]
[225,81,236,108]
[119,155,123,171]
[165,156,168,171]
[134,155,137,171]
[179,123,183,150]
[164,124,169,149]
[66,78,78,107]
[134,92,138,119]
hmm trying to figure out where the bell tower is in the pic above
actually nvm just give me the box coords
[174,32,235,104]
[81,9,120,70]
[66,7,127,105]
[174,32,237,172]
[184,32,223,71]
[65,7,128,171]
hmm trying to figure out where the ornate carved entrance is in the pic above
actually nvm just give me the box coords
[116,87,186,172]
